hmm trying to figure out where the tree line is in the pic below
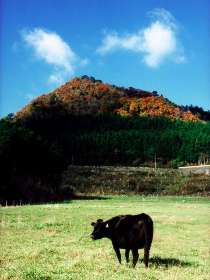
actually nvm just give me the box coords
[0,113,210,203]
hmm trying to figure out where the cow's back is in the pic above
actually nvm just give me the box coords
[110,213,153,249]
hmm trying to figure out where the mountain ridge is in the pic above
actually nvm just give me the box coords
[16,76,200,121]
[1,76,210,203]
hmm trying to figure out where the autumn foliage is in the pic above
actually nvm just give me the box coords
[3,75,209,203]
[16,76,200,121]
[1,77,210,203]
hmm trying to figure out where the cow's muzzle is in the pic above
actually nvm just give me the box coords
[91,234,97,240]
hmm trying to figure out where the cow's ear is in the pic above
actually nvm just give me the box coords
[105,223,109,228]
[97,219,103,223]
[91,222,96,226]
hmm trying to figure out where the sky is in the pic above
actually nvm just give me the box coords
[1,0,210,117]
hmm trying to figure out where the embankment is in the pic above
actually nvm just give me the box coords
[61,166,210,196]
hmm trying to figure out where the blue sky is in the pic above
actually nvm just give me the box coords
[1,0,210,117]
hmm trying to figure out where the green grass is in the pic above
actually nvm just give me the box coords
[0,196,210,280]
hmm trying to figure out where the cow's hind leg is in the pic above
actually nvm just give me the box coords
[143,219,153,268]
[143,247,150,268]
[125,249,130,263]
[132,249,139,267]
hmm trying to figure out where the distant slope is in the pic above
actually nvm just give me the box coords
[16,76,199,121]
[2,75,210,203]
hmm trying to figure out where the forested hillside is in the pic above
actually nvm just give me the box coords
[0,76,210,203]
[16,76,201,121]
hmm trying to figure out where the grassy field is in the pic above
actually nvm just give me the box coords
[0,196,210,280]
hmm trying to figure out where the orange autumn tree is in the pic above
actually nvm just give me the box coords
[15,76,200,121]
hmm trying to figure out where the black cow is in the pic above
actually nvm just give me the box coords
[91,213,153,267]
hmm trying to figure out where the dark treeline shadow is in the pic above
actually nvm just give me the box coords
[1,195,110,206]
[0,198,72,207]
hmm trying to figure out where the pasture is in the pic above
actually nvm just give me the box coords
[0,196,209,280]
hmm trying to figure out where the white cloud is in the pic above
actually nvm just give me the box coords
[22,28,87,85]
[175,53,187,64]
[97,8,185,68]
[148,8,177,30]
[25,93,35,101]
[80,58,90,67]
[142,21,176,67]
[48,73,65,85]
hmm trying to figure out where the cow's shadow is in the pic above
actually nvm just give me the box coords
[145,256,196,268]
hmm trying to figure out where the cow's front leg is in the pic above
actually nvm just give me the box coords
[132,248,139,267]
[112,243,121,264]
[125,249,130,263]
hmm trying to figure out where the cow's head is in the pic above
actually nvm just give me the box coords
[91,219,109,240]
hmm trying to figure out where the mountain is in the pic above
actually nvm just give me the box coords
[16,76,200,121]
[1,75,210,203]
